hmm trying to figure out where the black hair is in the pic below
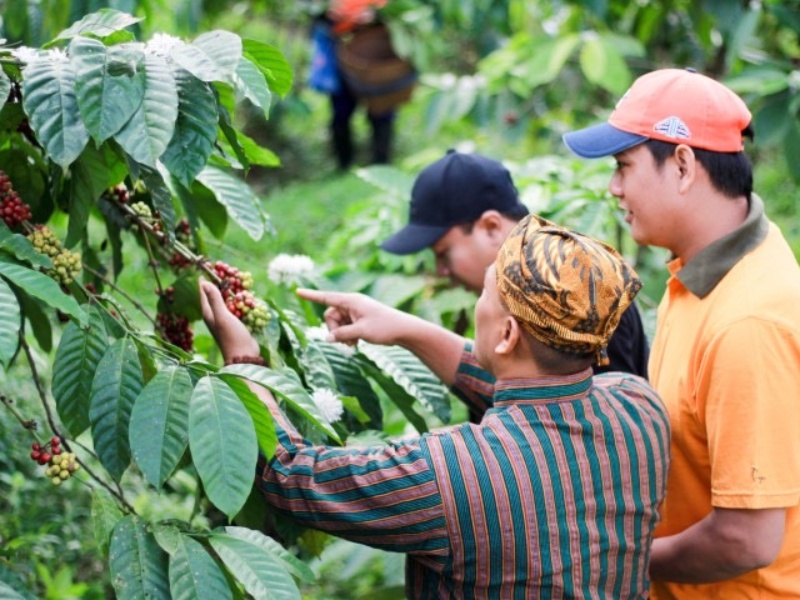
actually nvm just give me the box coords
[458,206,530,234]
[521,330,595,375]
[644,125,754,201]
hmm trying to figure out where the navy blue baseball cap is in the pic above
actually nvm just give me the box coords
[381,150,526,255]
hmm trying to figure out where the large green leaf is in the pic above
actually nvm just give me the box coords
[216,375,278,460]
[209,531,301,600]
[91,488,123,557]
[50,8,142,44]
[0,259,85,324]
[71,37,146,143]
[169,535,233,600]
[218,129,280,168]
[579,36,631,97]
[129,366,193,489]
[195,167,264,241]
[66,144,110,248]
[222,527,314,584]
[139,165,177,240]
[192,31,242,84]
[0,71,10,113]
[160,68,217,188]
[18,288,52,353]
[21,54,89,168]
[358,343,451,423]
[319,342,382,428]
[188,376,258,519]
[220,364,340,442]
[0,224,52,269]
[241,39,293,98]
[235,58,271,117]
[115,52,178,166]
[52,309,109,437]
[89,338,144,482]
[0,278,20,369]
[356,357,428,434]
[109,515,170,600]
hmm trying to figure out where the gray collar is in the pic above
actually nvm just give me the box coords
[676,194,769,298]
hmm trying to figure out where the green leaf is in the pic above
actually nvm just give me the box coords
[219,129,280,168]
[354,165,414,198]
[18,288,52,353]
[0,259,86,324]
[216,375,278,460]
[222,527,314,584]
[319,342,382,428]
[91,488,123,556]
[139,165,177,240]
[0,225,52,269]
[209,531,301,600]
[191,31,243,84]
[21,54,90,168]
[50,8,142,43]
[152,524,182,556]
[71,37,146,143]
[0,70,10,113]
[109,515,170,600]
[129,366,193,489]
[169,535,233,600]
[0,277,20,369]
[52,309,109,437]
[195,167,264,241]
[89,338,144,482]
[235,58,271,117]
[161,68,217,188]
[66,145,108,248]
[241,39,293,98]
[579,36,631,97]
[114,52,178,167]
[220,364,340,442]
[0,580,28,600]
[356,357,428,434]
[359,343,450,422]
[188,376,258,519]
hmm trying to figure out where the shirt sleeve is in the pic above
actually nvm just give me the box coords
[258,403,449,556]
[449,341,496,417]
[700,317,800,508]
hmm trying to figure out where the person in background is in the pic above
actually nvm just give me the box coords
[564,67,800,599]
[381,149,650,378]
[310,0,396,169]
[200,214,670,598]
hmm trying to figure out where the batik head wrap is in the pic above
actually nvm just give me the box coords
[495,214,642,365]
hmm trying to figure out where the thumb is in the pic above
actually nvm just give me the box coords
[326,322,363,346]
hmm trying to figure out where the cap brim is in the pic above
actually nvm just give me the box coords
[380,223,450,255]
[563,123,648,158]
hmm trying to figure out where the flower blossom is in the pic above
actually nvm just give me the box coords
[268,253,314,286]
[311,388,344,423]
[305,324,355,356]
[145,33,182,58]
[47,48,68,63]
[11,46,42,66]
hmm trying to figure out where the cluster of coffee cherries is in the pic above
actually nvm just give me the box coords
[212,261,270,332]
[0,170,32,229]
[27,225,83,285]
[103,184,130,205]
[30,437,80,486]
[156,287,194,352]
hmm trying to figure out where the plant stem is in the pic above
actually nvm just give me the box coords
[82,265,158,327]
[19,336,136,514]
[0,390,39,438]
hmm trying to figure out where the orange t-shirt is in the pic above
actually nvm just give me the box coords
[650,218,800,599]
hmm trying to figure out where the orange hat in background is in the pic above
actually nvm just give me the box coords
[329,0,389,33]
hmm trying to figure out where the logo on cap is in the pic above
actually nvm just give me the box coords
[654,116,691,141]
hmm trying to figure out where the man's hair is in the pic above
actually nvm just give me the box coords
[644,125,754,201]
[457,206,530,234]
[520,329,595,374]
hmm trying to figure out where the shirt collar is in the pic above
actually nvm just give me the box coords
[674,194,769,299]
[493,368,594,406]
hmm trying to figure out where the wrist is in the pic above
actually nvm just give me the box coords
[224,354,267,367]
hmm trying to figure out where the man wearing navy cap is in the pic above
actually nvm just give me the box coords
[381,149,650,378]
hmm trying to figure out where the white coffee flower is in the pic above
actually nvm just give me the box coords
[311,388,344,423]
[47,48,68,63]
[11,46,42,66]
[268,253,315,286]
[145,33,182,58]
[305,325,329,341]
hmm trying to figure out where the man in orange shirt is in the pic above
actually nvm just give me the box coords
[564,68,800,598]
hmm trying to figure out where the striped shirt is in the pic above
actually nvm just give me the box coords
[259,344,670,599]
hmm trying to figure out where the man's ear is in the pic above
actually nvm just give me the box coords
[495,315,521,355]
[476,210,509,244]
[673,144,697,194]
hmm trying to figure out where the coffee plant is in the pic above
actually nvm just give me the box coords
[0,9,451,598]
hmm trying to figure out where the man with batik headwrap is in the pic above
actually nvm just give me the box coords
[200,215,670,598]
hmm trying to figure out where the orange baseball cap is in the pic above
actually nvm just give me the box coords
[563,68,752,158]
